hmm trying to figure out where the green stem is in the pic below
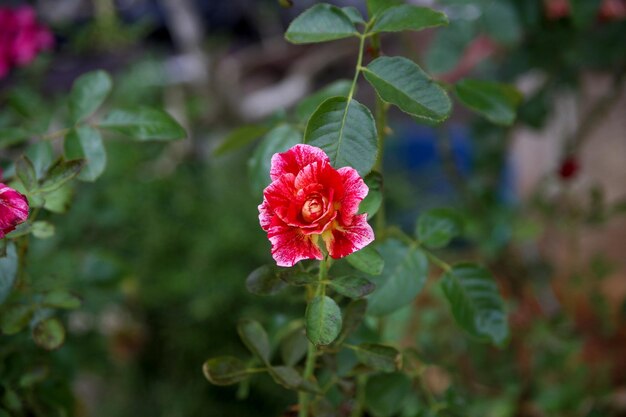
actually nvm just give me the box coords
[366,31,388,237]
[424,250,451,273]
[347,33,367,102]
[15,235,29,289]
[298,257,329,417]
[350,374,367,417]
[41,128,70,141]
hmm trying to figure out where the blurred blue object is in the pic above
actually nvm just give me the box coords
[384,121,516,230]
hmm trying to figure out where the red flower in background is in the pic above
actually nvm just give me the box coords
[558,156,580,181]
[0,183,29,238]
[544,0,626,20]
[0,6,54,79]
[259,144,374,267]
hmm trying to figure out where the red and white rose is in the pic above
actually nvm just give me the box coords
[259,144,374,267]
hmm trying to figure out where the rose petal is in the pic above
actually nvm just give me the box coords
[267,222,323,267]
[323,214,374,259]
[336,166,369,223]
[270,144,330,181]
[263,174,296,216]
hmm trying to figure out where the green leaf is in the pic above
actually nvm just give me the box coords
[0,304,33,335]
[268,366,301,390]
[2,388,21,413]
[363,56,451,123]
[32,317,65,350]
[346,245,384,275]
[329,275,375,299]
[305,295,342,346]
[359,171,383,220]
[441,263,509,346]
[214,125,271,157]
[268,366,318,392]
[367,0,403,17]
[31,221,55,239]
[480,1,522,45]
[0,243,18,306]
[285,4,358,44]
[279,270,317,286]
[237,319,271,364]
[98,108,186,141]
[246,265,288,296]
[304,97,377,176]
[0,128,31,149]
[15,156,37,191]
[295,80,352,121]
[454,79,522,126]
[5,222,31,239]
[342,6,365,25]
[365,372,412,417]
[335,299,367,345]
[202,356,253,386]
[8,87,50,132]
[367,239,428,316]
[43,185,74,214]
[38,159,85,193]
[18,366,48,388]
[42,290,82,309]
[370,5,448,34]
[416,207,463,249]
[425,20,476,74]
[280,327,308,366]
[248,124,301,195]
[64,126,107,182]
[353,343,400,372]
[69,70,113,123]
[25,141,54,180]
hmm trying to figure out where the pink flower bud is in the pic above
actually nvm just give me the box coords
[0,183,29,238]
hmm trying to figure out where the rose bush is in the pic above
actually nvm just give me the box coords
[0,182,29,238]
[259,144,374,267]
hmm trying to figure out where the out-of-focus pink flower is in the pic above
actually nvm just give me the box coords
[544,0,626,21]
[599,0,626,20]
[0,5,53,79]
[545,0,571,19]
[439,35,498,84]
[0,183,29,238]
[259,144,374,267]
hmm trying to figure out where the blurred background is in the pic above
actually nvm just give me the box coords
[1,0,626,416]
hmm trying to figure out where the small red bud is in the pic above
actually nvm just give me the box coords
[558,156,580,180]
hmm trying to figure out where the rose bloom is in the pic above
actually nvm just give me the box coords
[0,183,29,238]
[0,6,54,79]
[259,144,374,267]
